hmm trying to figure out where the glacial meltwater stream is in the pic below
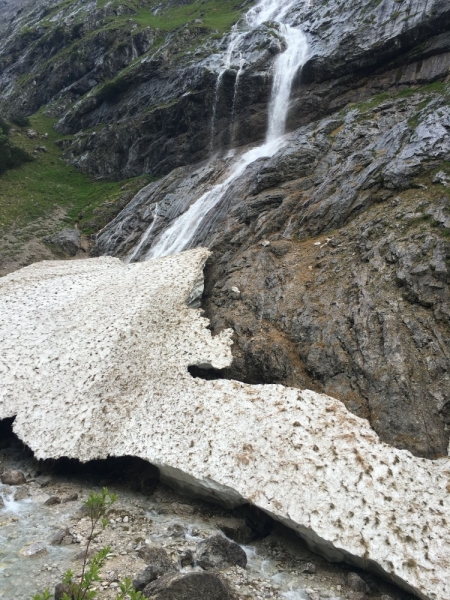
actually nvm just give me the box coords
[127,0,309,261]
[0,439,361,600]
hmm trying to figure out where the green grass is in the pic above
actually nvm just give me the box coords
[131,0,249,34]
[0,111,140,232]
[346,81,450,121]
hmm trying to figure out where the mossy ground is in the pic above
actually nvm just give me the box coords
[0,110,146,233]
[0,110,150,276]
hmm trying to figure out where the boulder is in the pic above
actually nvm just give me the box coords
[19,542,48,557]
[44,495,61,506]
[196,535,247,571]
[347,572,370,594]
[142,571,237,600]
[216,517,253,544]
[49,527,71,546]
[133,546,177,590]
[178,549,194,568]
[47,229,81,256]
[1,470,26,485]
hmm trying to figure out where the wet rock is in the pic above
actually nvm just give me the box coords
[46,229,81,256]
[347,572,370,593]
[1,470,26,485]
[44,495,61,506]
[216,517,253,544]
[142,571,237,600]
[167,523,185,538]
[14,486,29,500]
[49,527,71,546]
[196,535,247,571]
[178,549,194,568]
[62,493,79,503]
[134,546,177,589]
[20,542,48,557]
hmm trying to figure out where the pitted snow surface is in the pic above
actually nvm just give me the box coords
[0,248,449,600]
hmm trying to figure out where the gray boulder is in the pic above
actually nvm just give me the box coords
[216,517,253,544]
[347,572,370,593]
[196,535,247,571]
[1,469,26,485]
[142,571,237,600]
[133,546,176,590]
[47,229,81,256]
[49,527,71,546]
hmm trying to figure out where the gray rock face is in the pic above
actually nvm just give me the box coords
[46,229,81,256]
[142,572,237,600]
[1,469,26,485]
[95,90,450,459]
[196,535,247,571]
[1,0,450,179]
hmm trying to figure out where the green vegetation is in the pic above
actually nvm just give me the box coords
[0,117,32,176]
[0,111,144,233]
[11,115,31,127]
[132,0,247,34]
[345,81,450,123]
[32,489,144,600]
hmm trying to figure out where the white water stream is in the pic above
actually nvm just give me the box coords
[140,0,308,260]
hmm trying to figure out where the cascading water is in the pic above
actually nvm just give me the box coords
[125,202,159,263]
[135,0,308,260]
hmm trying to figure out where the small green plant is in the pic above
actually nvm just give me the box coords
[32,488,144,600]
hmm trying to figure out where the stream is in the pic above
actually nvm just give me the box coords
[0,432,413,600]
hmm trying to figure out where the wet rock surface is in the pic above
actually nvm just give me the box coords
[0,432,415,600]
[95,89,450,459]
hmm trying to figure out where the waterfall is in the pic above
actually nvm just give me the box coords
[136,0,308,261]
[125,202,159,263]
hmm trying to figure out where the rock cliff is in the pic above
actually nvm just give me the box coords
[95,87,450,459]
[0,248,449,600]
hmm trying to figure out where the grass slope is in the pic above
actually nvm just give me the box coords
[0,111,144,233]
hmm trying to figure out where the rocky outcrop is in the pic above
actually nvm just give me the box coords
[95,88,450,459]
[1,0,450,179]
[46,228,81,256]
[0,248,449,600]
